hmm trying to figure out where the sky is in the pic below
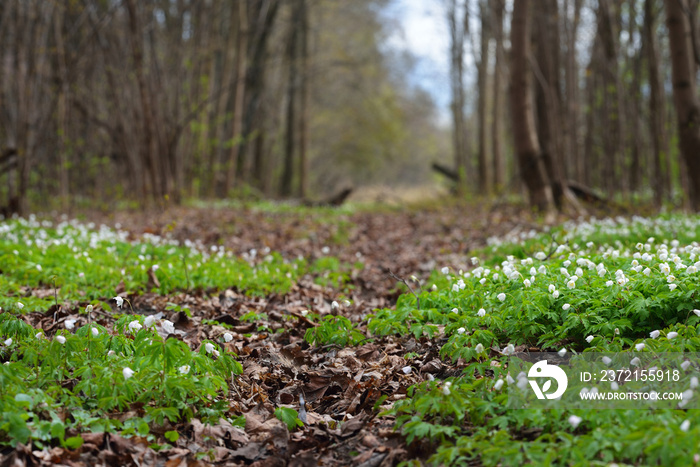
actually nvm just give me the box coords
[382,1,600,127]
[382,0,482,125]
[383,0,452,121]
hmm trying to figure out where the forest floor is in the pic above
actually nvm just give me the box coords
[98,201,534,466]
[1,199,614,466]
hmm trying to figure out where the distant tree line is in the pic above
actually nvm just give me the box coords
[447,0,700,212]
[0,0,445,214]
[6,0,698,216]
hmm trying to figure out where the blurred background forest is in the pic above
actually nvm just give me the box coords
[0,0,699,215]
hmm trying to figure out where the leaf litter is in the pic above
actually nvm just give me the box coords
[3,202,545,466]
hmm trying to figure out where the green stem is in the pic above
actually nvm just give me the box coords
[161,341,166,389]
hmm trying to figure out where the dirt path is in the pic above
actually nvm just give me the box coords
[104,202,537,307]
[9,201,545,466]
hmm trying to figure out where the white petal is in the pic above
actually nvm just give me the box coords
[568,415,582,429]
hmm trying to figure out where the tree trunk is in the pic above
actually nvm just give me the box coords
[53,4,69,211]
[598,0,625,197]
[211,3,236,197]
[10,1,55,215]
[239,0,279,187]
[510,0,554,213]
[224,0,248,196]
[125,0,161,202]
[447,0,469,194]
[628,0,642,195]
[665,0,700,209]
[490,0,505,190]
[87,5,146,201]
[196,3,216,198]
[583,37,601,189]
[281,0,300,198]
[477,0,490,194]
[688,0,700,74]
[629,51,642,195]
[533,0,566,208]
[563,0,583,183]
[297,0,310,199]
[181,2,204,198]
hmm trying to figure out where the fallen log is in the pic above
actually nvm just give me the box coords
[0,148,17,173]
[566,180,608,205]
[431,162,459,182]
[432,159,613,210]
[304,187,353,207]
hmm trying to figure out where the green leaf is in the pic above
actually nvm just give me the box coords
[164,430,179,442]
[274,407,303,431]
[14,393,32,407]
[64,435,84,450]
[373,394,389,411]
[51,421,66,441]
[7,413,31,445]
[231,415,246,428]
[137,421,150,436]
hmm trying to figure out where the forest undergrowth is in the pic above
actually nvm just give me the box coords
[1,201,699,466]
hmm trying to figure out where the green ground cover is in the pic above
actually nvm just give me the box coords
[0,214,346,453]
[372,215,700,466]
[3,212,700,465]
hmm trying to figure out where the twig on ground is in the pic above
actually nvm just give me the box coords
[51,275,59,322]
[388,270,421,310]
[181,254,191,292]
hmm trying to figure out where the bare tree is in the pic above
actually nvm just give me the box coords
[215,2,249,197]
[490,0,506,190]
[53,4,70,210]
[533,0,566,207]
[477,0,490,193]
[627,0,643,195]
[297,0,310,199]
[665,0,700,209]
[447,0,469,194]
[125,0,162,200]
[597,0,625,196]
[645,0,669,206]
[0,0,583,211]
[1,1,56,215]
[510,0,554,214]
[562,0,583,183]
[239,0,280,188]
[281,1,301,197]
